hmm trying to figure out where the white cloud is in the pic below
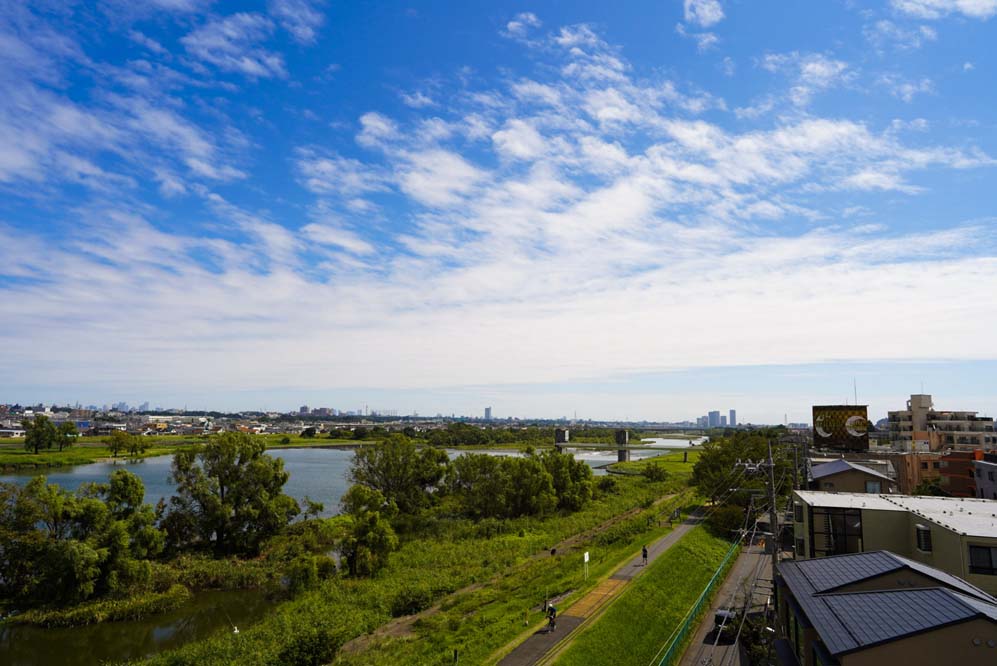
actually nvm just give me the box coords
[182,13,286,78]
[675,23,719,52]
[683,0,725,27]
[268,0,325,44]
[296,150,389,195]
[504,12,542,39]
[759,52,851,107]
[301,222,374,254]
[128,30,169,55]
[492,120,546,160]
[864,20,937,51]
[356,111,399,148]
[879,74,934,102]
[400,91,436,108]
[891,0,997,19]
[397,149,485,207]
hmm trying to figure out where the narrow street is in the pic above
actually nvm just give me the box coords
[679,538,772,666]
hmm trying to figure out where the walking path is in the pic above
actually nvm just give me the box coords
[497,509,704,666]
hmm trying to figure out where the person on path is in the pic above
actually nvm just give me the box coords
[546,604,557,632]
[642,545,648,566]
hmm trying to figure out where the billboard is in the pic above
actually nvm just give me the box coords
[812,405,869,451]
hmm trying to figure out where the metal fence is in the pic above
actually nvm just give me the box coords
[654,540,741,666]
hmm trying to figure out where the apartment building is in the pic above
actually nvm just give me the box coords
[792,490,997,595]
[976,453,997,500]
[888,394,996,451]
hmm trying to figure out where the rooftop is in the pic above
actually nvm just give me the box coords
[793,491,997,537]
[779,551,997,656]
[810,459,893,483]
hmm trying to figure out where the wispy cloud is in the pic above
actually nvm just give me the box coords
[268,0,325,44]
[182,13,287,78]
[892,0,997,20]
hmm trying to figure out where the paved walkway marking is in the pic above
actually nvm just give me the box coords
[564,578,625,618]
[497,509,703,666]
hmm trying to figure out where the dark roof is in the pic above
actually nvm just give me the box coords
[778,551,997,655]
[810,459,893,482]
[794,550,993,602]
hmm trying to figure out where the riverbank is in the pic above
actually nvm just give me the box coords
[135,468,700,666]
[0,435,363,471]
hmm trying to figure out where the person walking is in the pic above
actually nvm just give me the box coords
[642,545,648,566]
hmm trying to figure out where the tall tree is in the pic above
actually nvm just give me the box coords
[348,434,449,514]
[57,421,78,452]
[22,414,57,454]
[164,432,300,555]
[338,485,398,577]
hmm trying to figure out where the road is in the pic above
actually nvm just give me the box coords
[678,538,772,666]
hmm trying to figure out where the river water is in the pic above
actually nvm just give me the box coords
[0,439,700,665]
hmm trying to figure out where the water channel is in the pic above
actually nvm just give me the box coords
[0,438,701,665]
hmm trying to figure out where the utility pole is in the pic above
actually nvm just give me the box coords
[792,442,799,490]
[767,439,780,580]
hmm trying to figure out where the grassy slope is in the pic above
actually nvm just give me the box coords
[555,525,734,666]
[133,474,699,666]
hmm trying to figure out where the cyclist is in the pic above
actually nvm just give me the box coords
[546,604,557,632]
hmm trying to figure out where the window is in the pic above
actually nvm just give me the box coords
[976,469,982,477]
[865,480,881,493]
[920,462,928,470]
[989,471,995,481]
[810,507,863,557]
[794,503,804,522]
[933,462,940,469]
[915,525,932,552]
[796,538,806,558]
[969,545,997,575]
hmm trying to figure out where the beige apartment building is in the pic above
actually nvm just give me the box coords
[888,394,996,451]
[792,490,997,595]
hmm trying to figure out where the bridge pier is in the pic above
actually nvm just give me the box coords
[615,429,630,463]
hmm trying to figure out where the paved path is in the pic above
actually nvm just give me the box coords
[497,510,704,666]
[678,539,772,666]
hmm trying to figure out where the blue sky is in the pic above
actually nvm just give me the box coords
[2,0,997,422]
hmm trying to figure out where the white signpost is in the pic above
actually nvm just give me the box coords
[583,551,589,580]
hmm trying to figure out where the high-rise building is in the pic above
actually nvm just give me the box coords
[708,410,721,428]
[484,406,492,420]
[720,415,727,427]
[729,409,736,427]
[299,405,309,415]
[888,394,996,451]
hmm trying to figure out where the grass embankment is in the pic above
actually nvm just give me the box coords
[555,525,736,666]
[5,585,193,628]
[609,449,702,475]
[0,435,361,471]
[134,470,699,666]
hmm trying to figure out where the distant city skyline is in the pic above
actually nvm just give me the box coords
[7,361,997,424]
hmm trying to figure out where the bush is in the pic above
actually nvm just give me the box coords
[642,464,669,482]
[273,627,342,666]
[390,583,436,617]
[280,436,291,445]
[597,476,619,494]
[287,555,319,595]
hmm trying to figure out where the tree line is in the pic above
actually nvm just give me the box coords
[0,432,600,612]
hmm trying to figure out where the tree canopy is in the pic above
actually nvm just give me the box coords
[163,432,300,555]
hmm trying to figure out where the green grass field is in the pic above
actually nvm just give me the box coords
[554,525,734,666]
[608,449,701,476]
